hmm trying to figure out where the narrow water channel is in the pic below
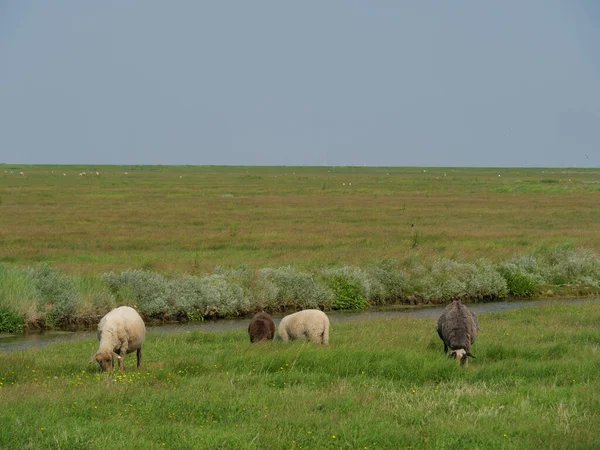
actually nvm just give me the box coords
[1,297,597,353]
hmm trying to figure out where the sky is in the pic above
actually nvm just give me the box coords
[1,1,599,167]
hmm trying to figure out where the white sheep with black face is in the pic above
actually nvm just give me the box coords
[90,306,146,371]
[435,300,479,366]
[277,309,329,344]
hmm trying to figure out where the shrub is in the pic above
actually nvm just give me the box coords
[366,259,406,304]
[170,273,249,319]
[323,267,369,310]
[247,272,279,311]
[170,275,206,319]
[464,261,508,301]
[258,266,333,310]
[503,254,547,284]
[103,270,171,318]
[28,264,79,326]
[543,247,600,287]
[406,259,507,303]
[498,263,538,297]
[417,259,469,302]
[197,274,248,317]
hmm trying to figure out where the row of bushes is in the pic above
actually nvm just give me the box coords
[1,246,599,332]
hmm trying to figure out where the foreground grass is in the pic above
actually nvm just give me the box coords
[1,301,599,449]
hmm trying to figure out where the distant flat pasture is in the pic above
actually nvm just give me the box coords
[1,165,599,274]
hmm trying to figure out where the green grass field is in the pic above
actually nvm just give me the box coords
[2,165,599,274]
[1,301,599,449]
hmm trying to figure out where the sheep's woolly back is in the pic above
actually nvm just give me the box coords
[94,306,146,363]
[277,309,329,344]
[435,300,478,353]
[248,312,275,343]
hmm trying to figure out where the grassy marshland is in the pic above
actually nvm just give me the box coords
[1,164,600,331]
[1,301,599,449]
[2,165,600,273]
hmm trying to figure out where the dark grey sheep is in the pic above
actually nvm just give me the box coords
[248,312,275,343]
[435,300,479,366]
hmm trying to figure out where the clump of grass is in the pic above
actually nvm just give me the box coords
[71,274,116,324]
[410,230,422,248]
[0,264,31,332]
[0,306,23,333]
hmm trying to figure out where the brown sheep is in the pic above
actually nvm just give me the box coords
[248,311,275,343]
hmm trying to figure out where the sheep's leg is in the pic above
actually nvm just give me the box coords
[137,348,142,368]
[443,343,448,353]
[118,345,127,371]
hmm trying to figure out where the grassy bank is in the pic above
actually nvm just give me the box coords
[1,301,599,449]
[1,246,599,332]
[1,165,600,274]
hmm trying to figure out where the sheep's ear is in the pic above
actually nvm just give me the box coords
[112,352,122,360]
[467,352,476,359]
[89,354,98,363]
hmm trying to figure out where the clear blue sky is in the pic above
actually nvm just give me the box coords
[1,1,598,167]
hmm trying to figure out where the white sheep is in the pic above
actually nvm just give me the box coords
[90,306,146,371]
[277,309,329,344]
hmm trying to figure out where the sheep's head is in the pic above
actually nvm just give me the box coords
[449,349,475,366]
[90,351,120,371]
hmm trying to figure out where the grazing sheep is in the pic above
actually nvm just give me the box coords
[90,306,146,371]
[248,311,275,343]
[277,309,329,344]
[435,300,479,366]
